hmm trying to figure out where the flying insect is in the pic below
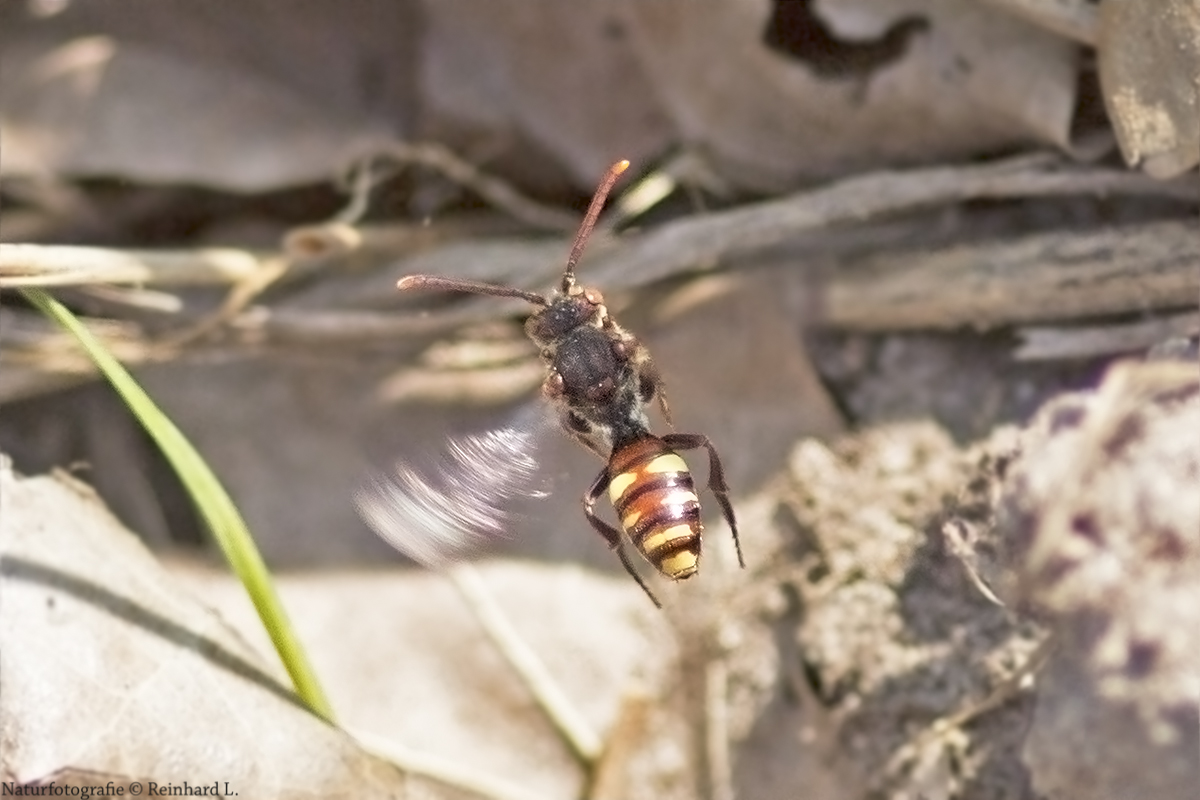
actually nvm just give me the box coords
[356,160,744,606]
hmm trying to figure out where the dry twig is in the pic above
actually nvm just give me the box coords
[352,728,553,800]
[374,156,1200,335]
[1015,311,1200,360]
[704,658,734,800]
[6,156,1196,400]
[817,220,1199,331]
[448,565,603,765]
[581,154,1199,293]
[871,637,1054,794]
[587,691,654,800]
[371,141,579,231]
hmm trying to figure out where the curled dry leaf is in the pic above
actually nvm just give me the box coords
[622,0,1079,191]
[1097,0,1200,178]
[2,0,1082,195]
[420,0,1083,192]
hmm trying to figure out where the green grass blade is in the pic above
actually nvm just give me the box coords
[20,287,335,723]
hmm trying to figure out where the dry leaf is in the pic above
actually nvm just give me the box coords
[418,0,675,192]
[0,460,406,798]
[0,0,416,191]
[1097,0,1200,178]
[171,560,673,800]
[622,0,1079,191]
[1,0,1082,196]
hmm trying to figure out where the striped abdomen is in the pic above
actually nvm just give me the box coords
[606,436,703,580]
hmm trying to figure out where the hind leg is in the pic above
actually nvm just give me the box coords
[584,468,663,608]
[661,433,743,568]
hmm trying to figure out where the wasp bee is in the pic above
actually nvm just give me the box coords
[356,160,743,606]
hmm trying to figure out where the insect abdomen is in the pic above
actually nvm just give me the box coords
[607,437,702,580]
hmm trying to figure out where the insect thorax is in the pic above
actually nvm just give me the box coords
[564,378,652,457]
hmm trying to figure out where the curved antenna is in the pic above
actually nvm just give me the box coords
[561,160,629,292]
[398,275,547,306]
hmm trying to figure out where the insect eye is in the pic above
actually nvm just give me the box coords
[582,287,605,306]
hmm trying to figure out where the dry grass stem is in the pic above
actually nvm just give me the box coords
[449,565,603,765]
[352,728,554,800]
[374,141,580,231]
[0,244,265,288]
[704,659,734,800]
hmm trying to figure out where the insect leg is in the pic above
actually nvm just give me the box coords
[559,408,609,459]
[584,468,663,608]
[643,355,674,427]
[661,433,744,568]
[624,341,673,427]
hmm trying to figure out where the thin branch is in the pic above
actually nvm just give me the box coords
[6,157,1197,393]
[152,256,290,349]
[942,519,1006,606]
[7,156,1191,300]
[704,659,734,800]
[448,564,603,765]
[871,637,1054,793]
[375,156,1200,330]
[352,728,555,800]
[373,141,580,231]
[816,220,1200,331]
[581,154,1200,293]
[1015,311,1200,360]
[587,691,653,800]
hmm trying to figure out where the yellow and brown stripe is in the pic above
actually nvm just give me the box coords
[607,436,703,580]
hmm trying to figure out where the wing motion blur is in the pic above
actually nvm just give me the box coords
[354,410,552,568]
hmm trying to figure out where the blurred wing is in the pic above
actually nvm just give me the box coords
[354,410,553,568]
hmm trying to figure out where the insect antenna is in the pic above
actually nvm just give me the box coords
[397,275,548,306]
[561,159,629,293]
